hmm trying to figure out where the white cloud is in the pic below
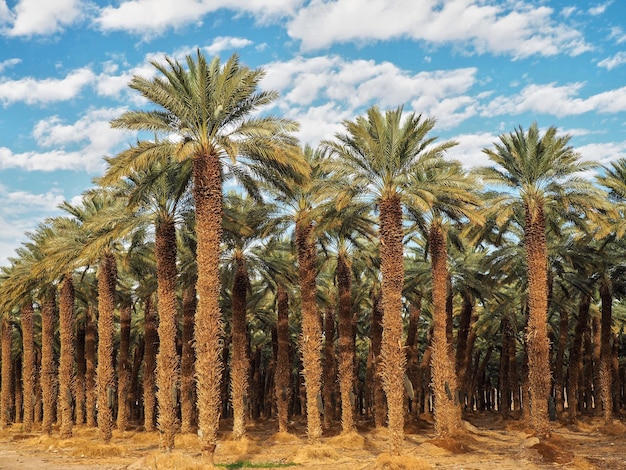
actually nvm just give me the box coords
[0,57,20,73]
[287,0,591,58]
[578,141,626,166]
[0,68,95,105]
[205,36,253,56]
[0,108,130,172]
[0,184,66,267]
[446,132,498,168]
[598,51,626,70]
[1,0,83,37]
[94,0,298,36]
[262,55,478,141]
[609,27,626,44]
[588,2,612,16]
[481,82,626,117]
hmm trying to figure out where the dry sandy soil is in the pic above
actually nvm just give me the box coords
[0,414,624,469]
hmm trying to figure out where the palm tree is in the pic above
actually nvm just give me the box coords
[100,155,193,449]
[108,51,306,464]
[406,159,482,436]
[480,123,607,436]
[324,105,456,454]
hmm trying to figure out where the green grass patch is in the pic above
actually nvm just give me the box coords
[217,462,297,469]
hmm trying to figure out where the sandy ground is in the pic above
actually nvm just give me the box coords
[0,413,624,469]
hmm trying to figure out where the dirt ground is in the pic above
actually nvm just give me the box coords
[0,413,624,469]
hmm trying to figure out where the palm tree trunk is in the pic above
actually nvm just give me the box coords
[1,318,12,428]
[554,306,569,417]
[524,203,552,436]
[231,252,250,440]
[295,219,323,442]
[143,295,158,431]
[429,221,463,436]
[274,286,291,433]
[156,218,180,450]
[85,307,97,427]
[21,303,34,432]
[180,284,197,433]
[41,294,57,435]
[59,276,76,438]
[322,306,336,429]
[599,280,613,423]
[193,151,224,464]
[75,322,86,426]
[337,252,356,433]
[117,304,132,433]
[378,195,406,455]
[567,293,591,419]
[97,250,117,442]
[370,290,386,427]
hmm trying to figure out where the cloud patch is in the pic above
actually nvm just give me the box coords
[1,0,83,37]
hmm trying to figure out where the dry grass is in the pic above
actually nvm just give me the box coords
[128,450,207,470]
[327,430,366,449]
[370,452,432,470]
[219,437,261,456]
[264,432,301,445]
[69,441,126,458]
[292,443,339,464]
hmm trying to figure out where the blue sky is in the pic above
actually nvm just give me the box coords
[0,0,624,266]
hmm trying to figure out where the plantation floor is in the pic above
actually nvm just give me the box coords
[0,413,624,469]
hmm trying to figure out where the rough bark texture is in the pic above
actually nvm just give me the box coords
[75,322,86,426]
[429,222,463,436]
[599,280,613,423]
[370,291,386,427]
[117,304,132,433]
[59,276,76,438]
[295,219,323,443]
[143,295,158,432]
[523,202,552,437]
[180,284,197,433]
[97,251,117,442]
[554,306,569,416]
[567,293,591,418]
[1,318,12,427]
[41,295,57,435]
[156,218,180,450]
[231,251,250,440]
[337,252,356,433]
[21,303,34,432]
[85,307,97,428]
[274,286,291,433]
[322,306,336,429]
[378,195,406,455]
[193,151,224,464]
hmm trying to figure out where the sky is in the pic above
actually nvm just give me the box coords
[0,0,624,266]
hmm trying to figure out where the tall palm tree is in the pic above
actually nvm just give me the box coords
[108,51,306,463]
[406,159,482,436]
[324,105,456,454]
[480,123,607,436]
[100,155,193,449]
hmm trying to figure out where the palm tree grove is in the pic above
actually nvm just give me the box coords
[1,51,626,469]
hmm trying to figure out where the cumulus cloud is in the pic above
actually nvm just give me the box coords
[578,141,626,166]
[205,36,253,55]
[262,55,478,144]
[446,132,499,168]
[1,0,83,37]
[0,68,95,106]
[608,27,626,44]
[0,57,20,73]
[287,0,591,58]
[588,1,612,16]
[0,108,130,172]
[598,51,626,70]
[481,82,626,117]
[94,0,298,36]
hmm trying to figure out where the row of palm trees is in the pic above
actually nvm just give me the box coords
[1,51,626,465]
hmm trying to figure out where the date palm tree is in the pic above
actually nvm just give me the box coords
[406,159,482,436]
[100,154,193,449]
[107,51,306,464]
[480,123,607,436]
[324,105,457,454]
